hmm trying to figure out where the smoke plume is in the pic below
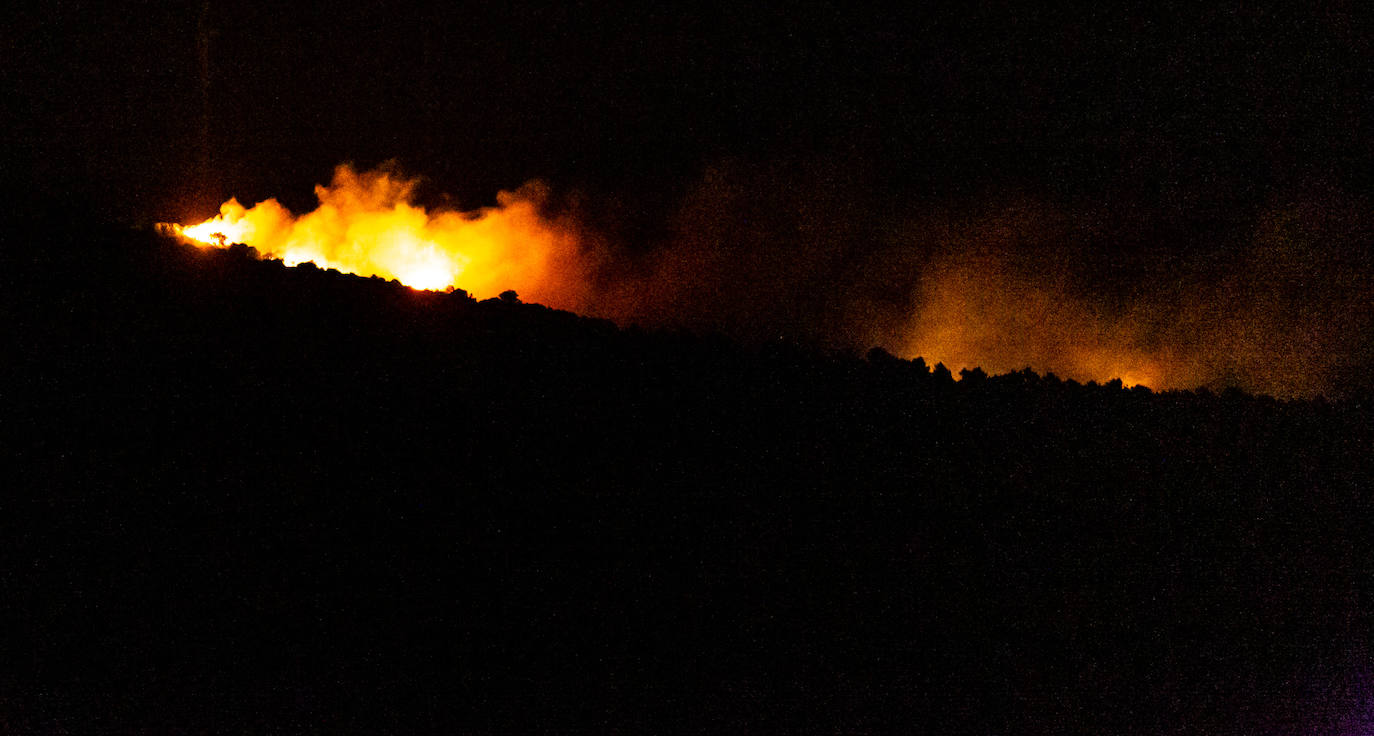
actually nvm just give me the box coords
[170,162,1372,398]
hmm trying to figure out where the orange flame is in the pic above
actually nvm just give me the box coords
[164,163,588,304]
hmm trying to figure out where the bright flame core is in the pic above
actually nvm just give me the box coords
[167,164,585,303]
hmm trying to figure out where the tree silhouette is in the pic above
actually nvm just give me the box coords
[959,366,988,386]
[932,361,954,385]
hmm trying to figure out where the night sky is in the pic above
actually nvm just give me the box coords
[9,1,1373,395]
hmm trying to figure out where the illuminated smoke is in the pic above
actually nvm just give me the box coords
[885,190,1372,398]
[900,255,1169,391]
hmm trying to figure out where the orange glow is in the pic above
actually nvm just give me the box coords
[898,253,1175,391]
[163,163,589,305]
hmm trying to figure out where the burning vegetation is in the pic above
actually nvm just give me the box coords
[161,163,1372,399]
[163,163,590,306]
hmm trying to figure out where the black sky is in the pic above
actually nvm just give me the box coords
[10,2,1366,217]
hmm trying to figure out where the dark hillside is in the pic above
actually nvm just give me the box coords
[4,220,1372,734]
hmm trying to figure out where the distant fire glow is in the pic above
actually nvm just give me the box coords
[899,258,1168,390]
[164,163,587,302]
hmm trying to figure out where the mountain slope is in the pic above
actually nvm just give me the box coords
[4,220,1372,734]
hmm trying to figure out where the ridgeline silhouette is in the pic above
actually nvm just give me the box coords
[5,217,1373,734]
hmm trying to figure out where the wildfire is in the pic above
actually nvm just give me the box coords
[163,163,587,303]
[158,165,1347,398]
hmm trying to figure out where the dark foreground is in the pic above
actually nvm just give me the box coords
[4,220,1372,734]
